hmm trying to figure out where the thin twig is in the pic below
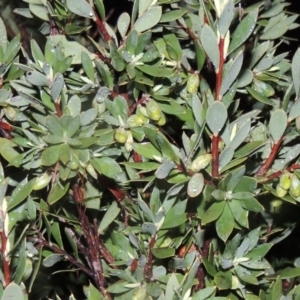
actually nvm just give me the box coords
[255,137,284,176]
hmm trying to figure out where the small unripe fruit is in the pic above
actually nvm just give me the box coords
[187,73,200,94]
[114,128,128,144]
[68,160,79,170]
[190,153,212,172]
[290,174,300,198]
[127,114,145,127]
[157,112,166,126]
[279,172,291,190]
[33,172,52,190]
[132,286,147,300]
[276,184,287,198]
[146,100,161,121]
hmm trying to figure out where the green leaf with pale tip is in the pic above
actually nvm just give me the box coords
[50,73,64,101]
[160,9,187,23]
[117,12,130,38]
[1,283,25,300]
[292,48,300,99]
[202,201,225,224]
[136,65,172,77]
[187,173,204,198]
[0,17,7,50]
[200,24,219,71]
[246,87,275,106]
[220,51,243,97]
[206,101,228,135]
[81,51,95,82]
[48,182,70,205]
[219,147,234,171]
[151,247,175,259]
[98,202,121,234]
[66,0,94,19]
[218,0,234,37]
[216,203,234,241]
[134,6,162,32]
[228,10,258,54]
[269,109,287,143]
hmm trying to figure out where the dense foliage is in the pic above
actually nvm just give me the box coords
[0,0,300,299]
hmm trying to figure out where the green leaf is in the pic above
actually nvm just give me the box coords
[66,0,94,19]
[220,51,243,97]
[43,254,65,267]
[228,10,258,54]
[216,203,234,241]
[134,6,162,32]
[0,138,20,164]
[50,73,64,101]
[59,143,71,164]
[3,34,21,64]
[117,12,130,38]
[228,200,248,228]
[234,141,264,158]
[228,120,251,150]
[41,144,61,166]
[80,108,97,125]
[192,287,216,300]
[206,101,228,135]
[0,17,7,50]
[219,147,234,171]
[187,173,204,198]
[29,3,49,21]
[160,9,187,23]
[1,283,25,300]
[81,51,95,82]
[26,71,49,87]
[46,116,64,136]
[292,48,300,98]
[246,87,275,106]
[202,201,225,224]
[269,109,287,143]
[132,142,162,160]
[214,271,232,290]
[200,24,219,71]
[136,65,172,77]
[151,247,175,259]
[155,160,176,179]
[48,182,70,205]
[94,0,105,20]
[218,0,234,38]
[68,95,81,117]
[8,178,36,211]
[156,132,180,163]
[30,39,45,63]
[161,200,187,229]
[91,157,122,179]
[276,267,300,279]
[98,202,121,234]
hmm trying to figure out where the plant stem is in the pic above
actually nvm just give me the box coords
[211,38,225,178]
[92,5,112,43]
[256,137,284,176]
[144,237,155,280]
[215,38,225,101]
[0,214,10,287]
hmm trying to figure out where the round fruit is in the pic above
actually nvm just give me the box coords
[114,128,128,143]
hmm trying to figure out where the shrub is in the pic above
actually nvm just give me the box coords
[0,0,300,299]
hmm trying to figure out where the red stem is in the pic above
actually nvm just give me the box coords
[92,7,112,43]
[211,38,225,178]
[0,230,10,286]
[215,38,225,101]
[256,137,284,176]
[212,135,220,178]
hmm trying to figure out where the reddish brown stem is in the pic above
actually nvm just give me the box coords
[144,237,155,280]
[54,101,62,117]
[215,38,225,101]
[212,135,220,178]
[129,95,149,115]
[260,163,300,183]
[256,137,284,176]
[92,7,112,43]
[0,228,10,286]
